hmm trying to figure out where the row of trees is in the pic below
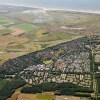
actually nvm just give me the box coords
[21,82,93,96]
[0,77,26,100]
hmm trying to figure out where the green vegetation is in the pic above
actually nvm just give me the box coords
[7,44,25,49]
[37,93,54,100]
[0,5,100,100]
[21,85,42,94]
[16,24,39,31]
[21,82,93,97]
[75,92,91,97]
[0,18,9,25]
[0,79,8,92]
[0,6,100,64]
[43,60,53,64]
[95,74,100,94]
[0,29,11,35]
[0,77,26,100]
[97,79,100,94]
[36,32,81,42]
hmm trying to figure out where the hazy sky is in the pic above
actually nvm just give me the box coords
[0,0,100,10]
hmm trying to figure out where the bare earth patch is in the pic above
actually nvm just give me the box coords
[11,29,25,36]
[61,26,85,30]
[7,87,23,100]
[0,25,4,30]
[55,96,80,100]
[17,94,37,100]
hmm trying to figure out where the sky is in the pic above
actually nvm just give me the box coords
[0,0,100,10]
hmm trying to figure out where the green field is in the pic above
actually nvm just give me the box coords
[0,29,11,35]
[37,93,54,100]
[16,24,39,31]
[0,18,9,25]
[0,5,99,64]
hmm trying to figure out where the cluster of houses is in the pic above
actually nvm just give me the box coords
[0,52,3,56]
[1,36,100,88]
[20,63,91,87]
[18,50,91,87]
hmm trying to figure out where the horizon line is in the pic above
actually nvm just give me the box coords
[0,3,100,14]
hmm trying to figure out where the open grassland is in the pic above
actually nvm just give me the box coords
[0,35,28,49]
[10,92,81,100]
[15,93,54,100]
[37,93,54,100]
[0,6,100,64]
[10,92,54,100]
[0,35,29,62]
[0,18,10,25]
[0,29,11,35]
[15,24,39,31]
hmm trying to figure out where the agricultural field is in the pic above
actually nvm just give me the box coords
[0,29,11,35]
[0,4,99,100]
[0,4,100,64]
[9,92,81,100]
[15,24,39,31]
[17,93,54,100]
[8,87,55,100]
[0,18,10,25]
